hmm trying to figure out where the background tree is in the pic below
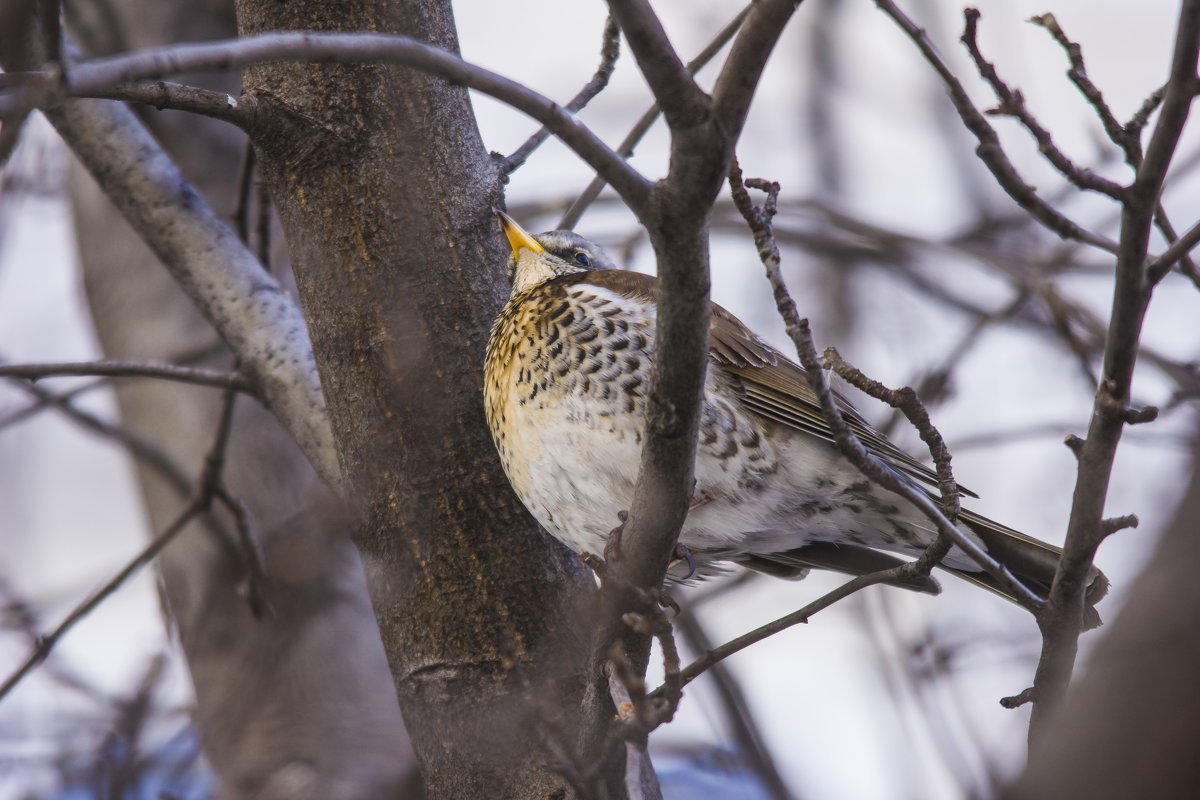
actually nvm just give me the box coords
[2,1,1198,798]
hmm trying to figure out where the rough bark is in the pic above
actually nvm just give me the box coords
[64,2,415,797]
[235,0,594,796]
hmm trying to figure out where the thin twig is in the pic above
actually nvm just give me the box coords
[7,377,195,495]
[822,348,961,522]
[1148,214,1200,285]
[659,567,921,692]
[873,0,1118,254]
[0,350,268,700]
[672,611,793,800]
[1028,13,1131,160]
[501,14,620,174]
[0,499,204,702]
[53,31,653,215]
[962,9,1124,200]
[0,360,251,391]
[605,0,709,130]
[558,3,753,228]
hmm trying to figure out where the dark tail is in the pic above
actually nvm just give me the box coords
[945,510,1109,630]
[739,512,1109,629]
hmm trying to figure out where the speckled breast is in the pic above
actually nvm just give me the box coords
[484,277,656,553]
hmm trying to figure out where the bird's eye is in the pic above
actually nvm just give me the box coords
[573,251,591,267]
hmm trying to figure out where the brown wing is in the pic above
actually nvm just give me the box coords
[576,269,963,495]
[708,295,972,495]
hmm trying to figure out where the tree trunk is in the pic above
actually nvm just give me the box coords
[235,0,596,795]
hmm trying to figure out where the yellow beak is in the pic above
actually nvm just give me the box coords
[497,210,546,257]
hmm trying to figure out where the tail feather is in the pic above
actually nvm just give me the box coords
[739,512,1109,629]
[950,510,1110,629]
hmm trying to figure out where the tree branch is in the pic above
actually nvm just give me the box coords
[961,9,1125,201]
[0,498,203,702]
[1029,0,1200,741]
[0,360,251,391]
[559,3,753,229]
[500,13,620,174]
[79,80,248,126]
[39,97,339,482]
[711,0,800,143]
[1149,215,1200,281]
[727,163,1040,608]
[51,31,653,217]
[874,0,1118,254]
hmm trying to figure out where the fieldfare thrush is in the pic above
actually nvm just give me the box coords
[484,211,1108,624]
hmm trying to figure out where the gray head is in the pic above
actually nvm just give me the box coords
[498,212,618,297]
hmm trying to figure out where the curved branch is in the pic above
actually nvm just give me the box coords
[61,31,653,217]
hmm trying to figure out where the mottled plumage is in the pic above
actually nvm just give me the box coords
[484,213,1108,622]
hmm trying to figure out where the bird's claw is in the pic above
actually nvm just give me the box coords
[669,542,696,580]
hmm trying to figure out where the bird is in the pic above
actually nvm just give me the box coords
[484,211,1108,625]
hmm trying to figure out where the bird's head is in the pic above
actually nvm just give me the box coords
[497,210,617,297]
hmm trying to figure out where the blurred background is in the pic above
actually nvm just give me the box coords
[2,0,1197,797]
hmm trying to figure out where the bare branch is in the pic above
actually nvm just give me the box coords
[662,563,935,692]
[0,346,265,700]
[711,0,799,145]
[7,377,195,495]
[0,360,251,391]
[874,0,1118,254]
[1148,215,1200,284]
[1122,405,1160,425]
[727,162,1041,608]
[501,14,620,173]
[77,80,247,125]
[1029,0,1200,740]
[53,31,653,215]
[671,611,793,800]
[962,9,1125,201]
[1029,13,1131,160]
[1064,433,1086,459]
[822,348,961,522]
[1125,84,1167,142]
[1098,514,1138,537]
[0,498,203,702]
